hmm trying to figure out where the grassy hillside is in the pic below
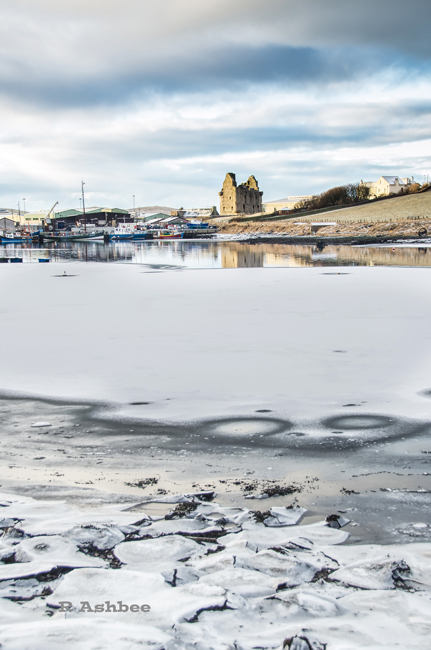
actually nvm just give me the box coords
[280,191,431,223]
[214,191,431,237]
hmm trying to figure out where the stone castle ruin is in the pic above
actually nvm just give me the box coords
[219,173,263,215]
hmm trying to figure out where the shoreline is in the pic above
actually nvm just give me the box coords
[217,233,431,246]
[212,215,431,246]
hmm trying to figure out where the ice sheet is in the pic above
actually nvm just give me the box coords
[1,264,431,647]
[1,264,431,426]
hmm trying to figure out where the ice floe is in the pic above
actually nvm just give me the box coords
[0,490,430,649]
[114,535,202,573]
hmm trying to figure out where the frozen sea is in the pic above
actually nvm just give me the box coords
[0,241,430,649]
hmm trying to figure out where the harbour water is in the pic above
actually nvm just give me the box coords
[1,239,431,267]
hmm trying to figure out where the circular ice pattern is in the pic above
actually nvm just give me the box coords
[206,417,291,437]
[321,414,393,431]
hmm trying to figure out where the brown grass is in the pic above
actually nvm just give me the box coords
[213,192,431,237]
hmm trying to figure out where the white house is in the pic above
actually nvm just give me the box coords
[363,176,416,198]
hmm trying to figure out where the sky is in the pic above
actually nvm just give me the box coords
[1,0,431,212]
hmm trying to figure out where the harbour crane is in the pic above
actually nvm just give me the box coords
[43,201,58,230]
[45,201,58,220]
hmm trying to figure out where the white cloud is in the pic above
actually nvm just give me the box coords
[1,1,431,209]
[1,66,431,210]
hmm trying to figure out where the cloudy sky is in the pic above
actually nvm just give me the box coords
[1,0,431,211]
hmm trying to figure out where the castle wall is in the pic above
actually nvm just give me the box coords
[219,173,263,215]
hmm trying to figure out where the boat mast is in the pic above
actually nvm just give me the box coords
[81,181,87,233]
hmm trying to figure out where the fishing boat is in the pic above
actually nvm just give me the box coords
[132,230,151,240]
[182,225,218,238]
[72,233,105,241]
[0,232,33,244]
[109,226,134,241]
[157,230,184,240]
[41,230,104,242]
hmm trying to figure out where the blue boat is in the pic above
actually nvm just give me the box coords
[187,222,210,229]
[0,233,32,244]
[110,233,133,241]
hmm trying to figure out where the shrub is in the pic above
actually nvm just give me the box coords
[296,182,370,212]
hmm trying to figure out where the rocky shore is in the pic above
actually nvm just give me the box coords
[215,217,431,245]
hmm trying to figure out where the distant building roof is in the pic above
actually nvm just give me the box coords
[0,208,21,215]
[141,212,172,223]
[86,207,129,214]
[161,216,189,223]
[55,209,81,219]
[144,214,190,225]
[55,207,130,219]
[144,216,169,225]
[380,176,406,185]
[0,217,16,227]
[182,207,218,217]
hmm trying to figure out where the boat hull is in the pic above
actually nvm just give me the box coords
[73,235,105,241]
[157,232,184,240]
[0,237,32,244]
[41,232,104,242]
[182,227,218,238]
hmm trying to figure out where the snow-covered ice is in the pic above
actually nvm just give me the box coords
[0,491,429,649]
[1,263,431,426]
[1,261,431,647]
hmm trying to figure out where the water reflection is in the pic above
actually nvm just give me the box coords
[1,240,431,268]
[222,245,264,268]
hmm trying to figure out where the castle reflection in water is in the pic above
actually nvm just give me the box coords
[2,240,431,268]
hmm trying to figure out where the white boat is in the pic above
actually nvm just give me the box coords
[42,230,104,242]
[72,232,105,241]
[109,226,134,241]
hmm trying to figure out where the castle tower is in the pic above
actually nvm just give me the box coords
[219,173,263,215]
[218,173,237,215]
